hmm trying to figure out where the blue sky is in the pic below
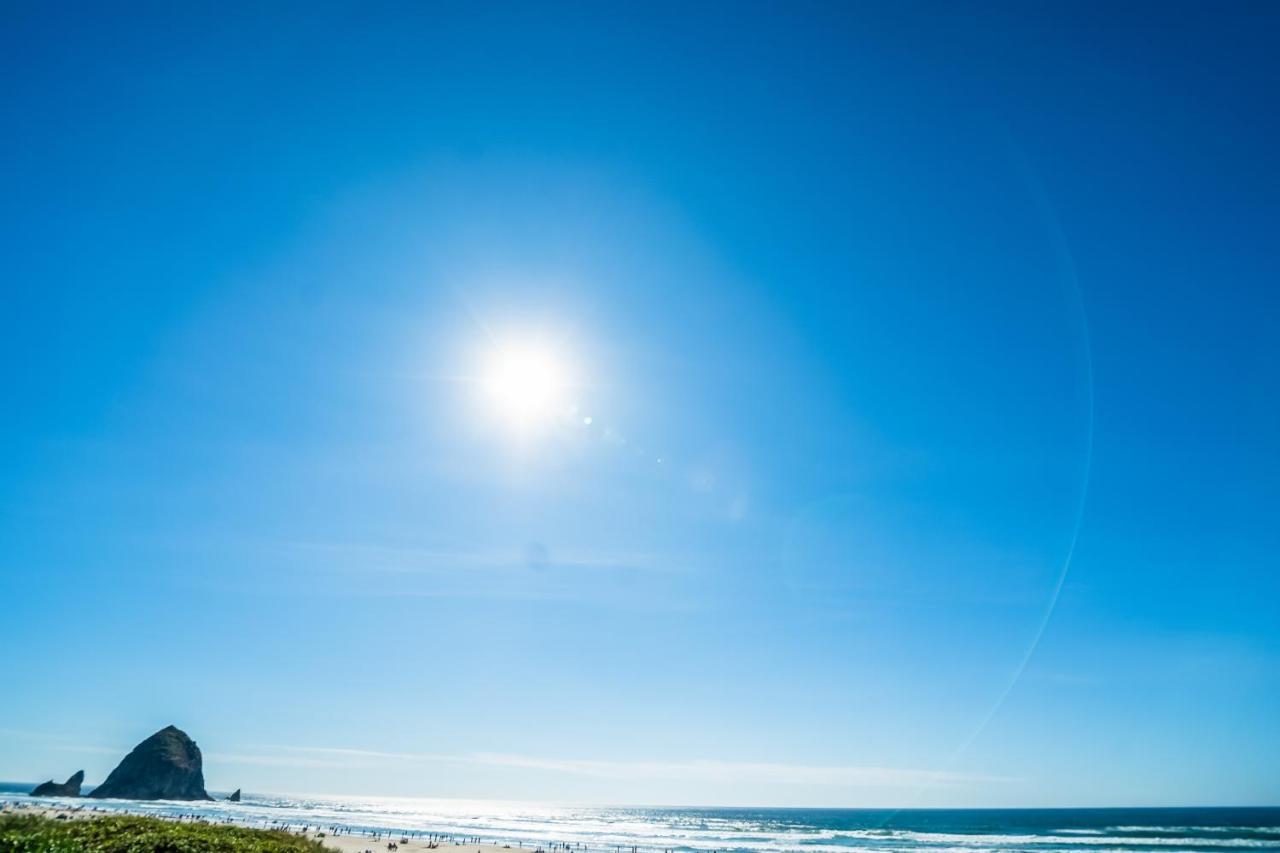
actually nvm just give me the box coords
[1,2,1277,807]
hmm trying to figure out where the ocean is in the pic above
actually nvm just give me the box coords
[2,785,1277,853]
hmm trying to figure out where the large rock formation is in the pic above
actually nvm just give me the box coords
[89,725,212,801]
[30,770,84,797]
[227,788,241,802]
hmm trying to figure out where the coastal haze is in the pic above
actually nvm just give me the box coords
[2,0,1279,835]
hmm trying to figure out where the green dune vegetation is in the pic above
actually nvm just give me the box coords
[0,813,328,853]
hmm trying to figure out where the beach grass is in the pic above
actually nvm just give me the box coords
[0,812,330,853]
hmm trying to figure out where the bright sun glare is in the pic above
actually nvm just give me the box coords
[482,343,572,428]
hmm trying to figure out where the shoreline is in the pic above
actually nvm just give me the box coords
[0,801,581,853]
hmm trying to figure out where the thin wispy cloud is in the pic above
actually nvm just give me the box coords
[280,540,689,578]
[465,754,1009,787]
[236,539,712,611]
[205,752,364,769]
[0,728,124,757]
[243,745,1008,788]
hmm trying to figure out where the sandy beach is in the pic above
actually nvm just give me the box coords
[321,835,520,853]
[1,802,536,853]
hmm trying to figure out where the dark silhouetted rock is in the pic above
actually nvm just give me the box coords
[30,770,84,797]
[89,725,212,801]
[227,788,241,802]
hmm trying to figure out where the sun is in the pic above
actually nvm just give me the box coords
[481,342,573,428]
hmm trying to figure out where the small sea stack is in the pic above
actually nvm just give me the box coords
[30,770,84,797]
[227,788,241,802]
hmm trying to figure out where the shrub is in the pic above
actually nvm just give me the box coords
[0,813,330,853]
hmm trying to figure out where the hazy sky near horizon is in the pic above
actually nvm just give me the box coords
[1,2,1278,807]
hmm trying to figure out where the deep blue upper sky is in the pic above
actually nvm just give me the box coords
[1,2,1277,806]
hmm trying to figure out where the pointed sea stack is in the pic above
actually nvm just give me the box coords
[30,770,84,797]
[227,788,241,802]
[89,725,212,801]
